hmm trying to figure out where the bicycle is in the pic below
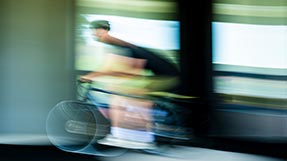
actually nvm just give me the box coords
[46,76,197,157]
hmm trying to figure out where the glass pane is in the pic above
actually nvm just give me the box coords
[212,0,287,110]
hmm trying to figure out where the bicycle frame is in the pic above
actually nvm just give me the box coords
[46,80,197,157]
[76,80,195,141]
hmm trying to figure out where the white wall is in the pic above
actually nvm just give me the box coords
[0,0,75,139]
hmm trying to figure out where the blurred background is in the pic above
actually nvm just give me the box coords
[0,0,286,160]
[210,0,287,139]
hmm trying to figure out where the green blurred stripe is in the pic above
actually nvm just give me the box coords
[77,0,177,13]
[77,7,178,20]
[213,3,287,18]
[213,14,287,25]
[213,0,287,6]
[219,94,287,109]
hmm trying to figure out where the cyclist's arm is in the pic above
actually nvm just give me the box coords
[79,71,146,83]
[79,71,106,82]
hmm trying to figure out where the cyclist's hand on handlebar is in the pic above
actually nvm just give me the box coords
[79,75,93,83]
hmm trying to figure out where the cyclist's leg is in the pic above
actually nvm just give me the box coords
[98,95,156,149]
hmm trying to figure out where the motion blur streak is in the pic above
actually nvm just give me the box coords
[211,0,287,139]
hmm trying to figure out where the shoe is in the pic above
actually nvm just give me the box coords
[98,134,157,150]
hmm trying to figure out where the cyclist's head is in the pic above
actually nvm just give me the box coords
[90,20,110,31]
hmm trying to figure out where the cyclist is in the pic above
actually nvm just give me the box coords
[80,20,180,149]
